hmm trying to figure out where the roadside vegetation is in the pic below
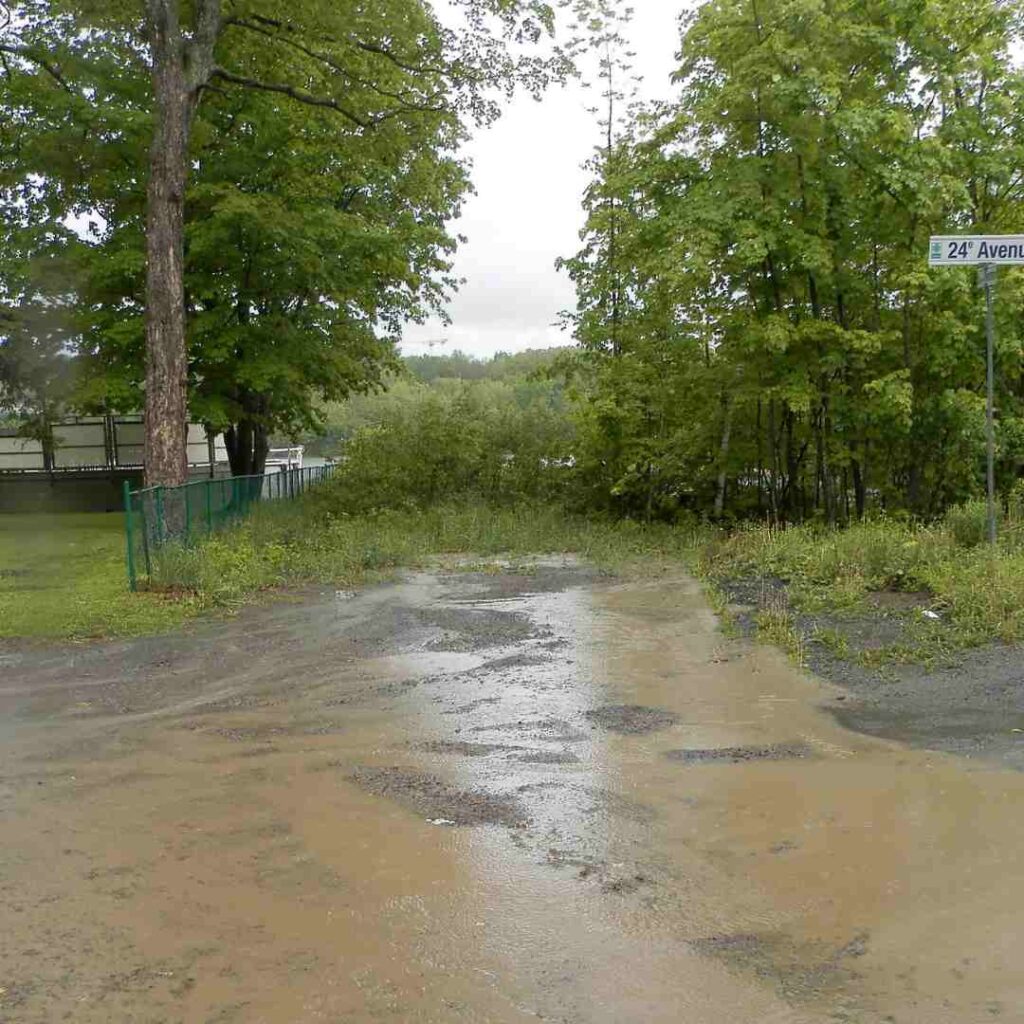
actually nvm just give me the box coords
[701,499,1024,666]
[9,352,1024,661]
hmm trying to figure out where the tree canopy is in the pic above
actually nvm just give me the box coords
[1,0,586,478]
[564,0,1024,521]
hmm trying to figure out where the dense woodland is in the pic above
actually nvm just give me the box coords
[564,0,1024,522]
[3,0,1024,523]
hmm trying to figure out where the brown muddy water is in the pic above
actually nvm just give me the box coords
[0,565,1021,1023]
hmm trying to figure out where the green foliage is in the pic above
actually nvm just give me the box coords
[0,0,589,471]
[312,378,574,511]
[0,1,473,453]
[564,0,1024,523]
[304,348,570,454]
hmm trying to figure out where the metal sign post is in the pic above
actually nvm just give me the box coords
[981,264,997,546]
[928,236,1024,547]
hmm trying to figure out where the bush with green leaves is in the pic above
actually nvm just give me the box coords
[315,379,575,513]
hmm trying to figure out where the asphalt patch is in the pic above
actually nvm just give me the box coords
[585,704,679,735]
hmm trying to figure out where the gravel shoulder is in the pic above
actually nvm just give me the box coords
[718,576,1024,770]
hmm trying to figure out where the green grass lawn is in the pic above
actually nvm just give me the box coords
[0,501,708,641]
[0,513,194,639]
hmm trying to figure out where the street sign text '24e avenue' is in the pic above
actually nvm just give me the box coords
[929,235,1024,265]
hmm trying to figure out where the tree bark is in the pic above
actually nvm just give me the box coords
[144,0,190,486]
[851,449,866,519]
[143,0,220,486]
[224,394,271,477]
[714,395,733,519]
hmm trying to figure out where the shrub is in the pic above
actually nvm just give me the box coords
[314,381,575,514]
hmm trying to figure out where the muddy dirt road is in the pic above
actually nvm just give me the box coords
[1,565,1022,1023]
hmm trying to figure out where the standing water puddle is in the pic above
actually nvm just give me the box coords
[0,568,1021,1022]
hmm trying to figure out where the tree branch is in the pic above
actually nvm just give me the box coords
[243,12,455,79]
[209,66,370,128]
[0,42,74,94]
[185,0,222,93]
[224,16,445,112]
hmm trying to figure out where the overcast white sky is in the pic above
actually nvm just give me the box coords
[401,2,685,359]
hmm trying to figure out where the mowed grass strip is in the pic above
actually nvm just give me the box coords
[0,503,707,641]
[0,513,193,639]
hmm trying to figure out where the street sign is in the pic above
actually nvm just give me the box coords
[929,235,1024,265]
[929,235,1011,545]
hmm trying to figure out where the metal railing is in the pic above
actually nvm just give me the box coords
[123,464,336,590]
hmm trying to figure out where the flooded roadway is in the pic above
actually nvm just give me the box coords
[0,564,1021,1022]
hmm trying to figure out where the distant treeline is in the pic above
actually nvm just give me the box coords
[301,348,571,467]
[402,348,570,383]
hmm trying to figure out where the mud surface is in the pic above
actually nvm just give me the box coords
[720,576,1024,769]
[2,563,1023,1022]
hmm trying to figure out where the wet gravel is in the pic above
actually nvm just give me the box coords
[584,704,679,735]
[717,575,1024,770]
[349,766,528,828]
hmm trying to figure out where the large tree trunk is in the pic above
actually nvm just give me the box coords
[144,0,191,487]
[714,395,733,519]
[223,394,272,477]
[142,0,220,486]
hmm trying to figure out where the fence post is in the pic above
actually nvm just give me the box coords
[123,480,136,591]
[155,486,165,544]
[140,492,152,580]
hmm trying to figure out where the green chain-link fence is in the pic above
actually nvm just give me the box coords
[123,464,336,590]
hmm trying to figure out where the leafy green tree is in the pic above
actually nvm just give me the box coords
[565,0,1024,522]
[2,0,586,483]
[321,378,575,512]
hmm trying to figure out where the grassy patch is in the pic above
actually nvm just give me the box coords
[1,502,708,641]
[698,502,1024,662]
[13,490,1016,660]
[146,500,707,604]
[0,513,195,639]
